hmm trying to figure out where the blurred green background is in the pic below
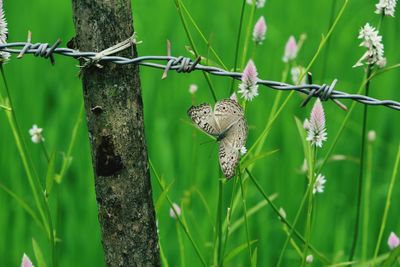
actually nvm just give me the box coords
[1,0,399,266]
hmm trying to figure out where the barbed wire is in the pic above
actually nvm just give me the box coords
[1,40,399,111]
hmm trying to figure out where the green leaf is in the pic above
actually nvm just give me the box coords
[223,240,257,264]
[32,238,47,267]
[45,151,57,196]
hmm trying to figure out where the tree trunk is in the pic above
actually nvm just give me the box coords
[71,1,160,266]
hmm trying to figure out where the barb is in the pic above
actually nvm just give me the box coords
[1,41,399,111]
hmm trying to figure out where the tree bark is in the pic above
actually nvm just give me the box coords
[71,1,160,266]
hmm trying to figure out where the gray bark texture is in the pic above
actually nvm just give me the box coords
[71,1,160,266]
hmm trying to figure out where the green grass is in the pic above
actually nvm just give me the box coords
[1,0,400,266]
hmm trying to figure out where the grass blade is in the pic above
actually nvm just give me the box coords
[45,151,57,197]
[32,238,47,267]
[223,240,257,264]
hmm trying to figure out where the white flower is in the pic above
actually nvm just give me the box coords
[238,59,259,101]
[21,253,34,267]
[376,0,397,17]
[283,36,298,62]
[306,254,314,264]
[253,16,267,45]
[29,124,45,144]
[388,232,400,250]
[376,57,387,68]
[306,99,327,148]
[354,23,386,68]
[188,84,198,94]
[0,0,10,63]
[313,173,326,194]
[169,203,181,219]
[368,130,376,142]
[240,146,247,155]
[246,0,266,8]
[291,66,306,85]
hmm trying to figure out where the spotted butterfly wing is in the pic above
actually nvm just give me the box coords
[214,99,244,129]
[218,117,248,178]
[188,99,248,179]
[187,103,220,136]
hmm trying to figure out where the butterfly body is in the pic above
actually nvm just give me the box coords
[188,99,248,179]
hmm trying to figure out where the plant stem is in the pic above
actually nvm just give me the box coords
[348,65,372,262]
[150,160,207,267]
[240,3,256,68]
[229,0,247,95]
[239,170,253,266]
[176,220,185,267]
[302,147,317,266]
[220,178,238,266]
[276,187,310,267]
[245,168,331,265]
[372,145,400,265]
[0,66,56,266]
[320,0,337,81]
[215,178,224,265]
[174,0,217,102]
[244,0,349,161]
[40,142,50,163]
[361,137,373,260]
[179,1,228,70]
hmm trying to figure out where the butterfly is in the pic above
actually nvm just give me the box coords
[187,99,248,179]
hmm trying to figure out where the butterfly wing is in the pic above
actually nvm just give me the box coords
[214,99,244,131]
[218,116,248,179]
[188,99,248,179]
[219,138,240,179]
[225,117,248,149]
[187,103,220,136]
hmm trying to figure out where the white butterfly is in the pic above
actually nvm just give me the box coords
[187,99,248,179]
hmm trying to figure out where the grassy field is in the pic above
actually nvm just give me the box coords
[1,0,399,266]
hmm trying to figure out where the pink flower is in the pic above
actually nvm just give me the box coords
[283,36,298,63]
[388,232,400,250]
[21,254,34,267]
[238,59,259,101]
[306,98,327,147]
[253,16,267,45]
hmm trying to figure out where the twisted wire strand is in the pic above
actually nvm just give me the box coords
[1,41,399,111]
